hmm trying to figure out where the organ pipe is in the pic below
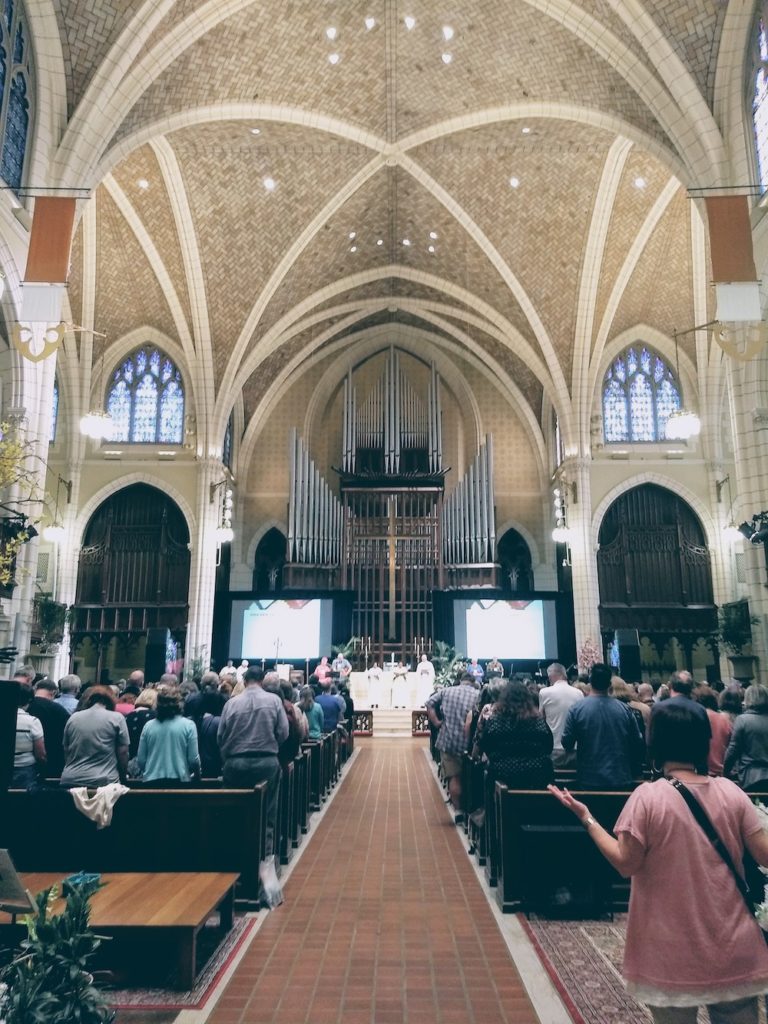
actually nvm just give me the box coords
[442,436,496,565]
[286,433,344,566]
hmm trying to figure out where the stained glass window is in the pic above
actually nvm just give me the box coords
[0,0,31,195]
[753,15,768,192]
[602,345,681,443]
[49,378,58,443]
[222,415,233,470]
[106,346,185,444]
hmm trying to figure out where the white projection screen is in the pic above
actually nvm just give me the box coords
[229,599,333,660]
[452,599,558,660]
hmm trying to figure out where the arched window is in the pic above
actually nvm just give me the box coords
[49,377,58,443]
[222,414,233,471]
[106,346,185,444]
[752,11,768,193]
[602,345,681,443]
[0,0,32,193]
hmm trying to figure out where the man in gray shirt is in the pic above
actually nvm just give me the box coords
[218,667,289,857]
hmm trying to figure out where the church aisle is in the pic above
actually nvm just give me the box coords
[207,738,541,1024]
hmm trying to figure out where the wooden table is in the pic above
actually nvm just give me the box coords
[1,872,239,989]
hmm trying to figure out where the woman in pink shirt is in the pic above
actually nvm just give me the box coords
[550,702,768,1024]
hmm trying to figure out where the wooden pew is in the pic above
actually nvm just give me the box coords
[4,785,267,904]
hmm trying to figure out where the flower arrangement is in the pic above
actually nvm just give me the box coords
[577,637,603,672]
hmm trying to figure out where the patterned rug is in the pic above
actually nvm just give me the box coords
[107,915,258,1010]
[519,915,768,1024]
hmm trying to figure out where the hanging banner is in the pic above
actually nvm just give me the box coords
[23,197,76,284]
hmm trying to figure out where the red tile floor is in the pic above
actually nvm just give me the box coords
[207,738,541,1024]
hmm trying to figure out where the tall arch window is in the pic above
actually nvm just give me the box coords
[753,12,768,193]
[0,0,32,193]
[49,377,58,443]
[602,345,681,443]
[106,346,185,444]
[222,414,233,471]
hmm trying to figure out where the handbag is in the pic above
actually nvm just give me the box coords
[668,778,765,924]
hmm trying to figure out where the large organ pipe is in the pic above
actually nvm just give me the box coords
[486,435,495,558]
[288,428,297,559]
[351,386,357,472]
[342,374,349,472]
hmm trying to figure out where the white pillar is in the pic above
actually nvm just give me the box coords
[564,456,602,656]
[185,457,225,673]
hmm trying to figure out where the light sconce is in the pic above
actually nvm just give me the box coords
[79,329,114,441]
[210,477,234,544]
[42,474,72,544]
[716,475,744,541]
[665,326,701,441]
[552,486,571,544]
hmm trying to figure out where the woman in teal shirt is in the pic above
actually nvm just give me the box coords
[137,686,200,784]
[297,686,325,740]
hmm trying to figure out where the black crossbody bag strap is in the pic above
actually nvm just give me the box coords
[668,778,753,913]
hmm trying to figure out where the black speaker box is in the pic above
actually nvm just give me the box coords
[145,628,170,683]
[614,628,641,683]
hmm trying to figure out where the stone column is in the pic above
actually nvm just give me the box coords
[562,456,602,657]
[184,457,226,673]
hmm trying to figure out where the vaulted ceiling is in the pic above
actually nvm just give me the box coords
[50,0,741,457]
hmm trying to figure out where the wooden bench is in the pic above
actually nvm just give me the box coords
[2,785,267,904]
[0,872,238,989]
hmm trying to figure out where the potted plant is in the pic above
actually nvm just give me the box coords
[432,640,466,688]
[713,602,760,683]
[33,591,69,653]
[0,879,114,1024]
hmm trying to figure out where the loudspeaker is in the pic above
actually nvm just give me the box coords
[145,627,170,684]
[614,628,641,683]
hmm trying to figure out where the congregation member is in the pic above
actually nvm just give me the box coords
[693,685,733,777]
[427,674,480,822]
[297,686,324,740]
[561,663,644,789]
[465,680,502,757]
[137,686,200,785]
[127,669,145,689]
[724,684,768,793]
[609,677,650,734]
[26,676,70,778]
[315,680,346,731]
[115,684,140,715]
[55,674,81,714]
[263,672,304,767]
[650,671,710,730]
[477,680,554,788]
[13,683,45,789]
[198,689,225,777]
[636,682,655,708]
[550,703,768,1024]
[125,687,157,759]
[185,670,221,723]
[217,667,288,856]
[720,687,744,724]
[467,658,484,685]
[60,686,130,788]
[538,662,583,767]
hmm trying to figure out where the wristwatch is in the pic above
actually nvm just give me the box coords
[582,814,596,829]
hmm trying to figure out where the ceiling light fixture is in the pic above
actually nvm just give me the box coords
[428,245,435,253]
[634,176,647,189]
[328,52,341,64]
[80,330,114,441]
[349,231,356,240]
[404,15,416,30]
[441,52,453,64]
[509,176,520,188]
[365,16,376,30]
[429,231,438,239]
[350,245,357,253]
[442,25,454,41]
[263,176,276,191]
[249,127,261,136]
[521,126,531,134]
[402,238,411,246]
[665,328,701,441]
[326,26,337,40]
[136,178,149,190]
[376,238,384,246]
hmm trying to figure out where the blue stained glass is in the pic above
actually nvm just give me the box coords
[223,416,233,470]
[12,22,22,64]
[106,345,185,444]
[158,381,183,443]
[602,344,681,444]
[0,73,28,191]
[755,22,768,193]
[49,378,58,443]
[132,374,158,442]
[761,18,768,61]
[0,43,7,112]
[107,379,131,442]
[4,0,12,31]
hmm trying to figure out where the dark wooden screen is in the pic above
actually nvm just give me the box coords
[497,528,533,592]
[253,527,286,593]
[597,484,716,670]
[72,484,190,641]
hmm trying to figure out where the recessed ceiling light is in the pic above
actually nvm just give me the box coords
[328,52,341,65]
[428,245,436,253]
[365,16,376,30]
[349,231,356,240]
[429,231,438,239]
[404,15,416,30]
[326,26,337,40]
[136,178,149,190]
[442,25,454,41]
[350,245,358,253]
[521,126,531,134]
[402,238,411,246]
[376,238,384,246]
[634,176,647,189]
[509,176,520,188]
[249,127,261,136]
[263,176,276,191]
[441,52,453,64]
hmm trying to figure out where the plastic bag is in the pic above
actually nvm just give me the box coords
[258,856,284,909]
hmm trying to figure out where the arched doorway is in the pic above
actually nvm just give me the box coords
[597,484,716,677]
[71,484,190,683]
[497,528,533,592]
[253,527,286,593]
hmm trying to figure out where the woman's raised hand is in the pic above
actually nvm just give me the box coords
[547,784,590,825]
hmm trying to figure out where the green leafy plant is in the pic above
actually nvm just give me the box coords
[432,640,466,688]
[183,643,208,681]
[34,591,70,648]
[0,880,114,1024]
[712,603,760,656]
[331,636,360,660]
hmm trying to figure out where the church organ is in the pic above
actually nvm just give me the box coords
[285,347,499,661]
